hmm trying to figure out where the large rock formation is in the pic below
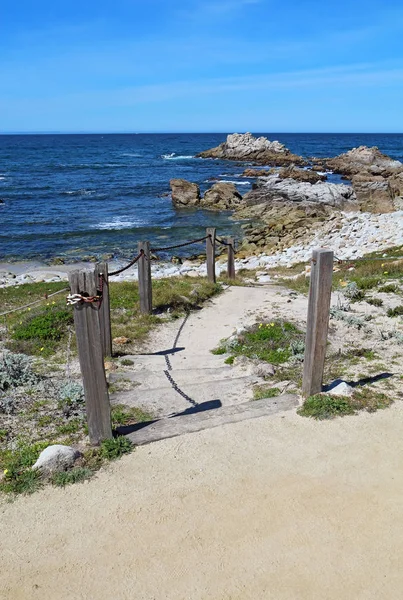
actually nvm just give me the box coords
[197,132,306,166]
[326,146,402,177]
[242,176,357,209]
[319,146,403,213]
[170,179,200,207]
[202,182,242,210]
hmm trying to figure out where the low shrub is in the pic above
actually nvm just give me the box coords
[387,305,403,317]
[100,436,133,460]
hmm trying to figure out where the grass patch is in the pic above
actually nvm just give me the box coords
[379,284,399,294]
[100,436,133,460]
[120,359,134,366]
[298,388,393,420]
[51,467,93,487]
[211,347,226,355]
[111,404,153,428]
[387,305,403,317]
[253,385,281,400]
[221,320,304,366]
[366,297,383,307]
[224,356,234,365]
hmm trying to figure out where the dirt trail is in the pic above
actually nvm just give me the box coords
[2,405,403,599]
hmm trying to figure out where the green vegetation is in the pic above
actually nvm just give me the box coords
[0,276,222,359]
[211,347,226,355]
[387,305,403,317]
[100,436,133,460]
[218,320,304,366]
[111,404,153,428]
[224,356,234,365]
[253,385,281,400]
[366,297,383,307]
[379,284,399,294]
[51,467,93,487]
[120,359,134,366]
[298,388,393,420]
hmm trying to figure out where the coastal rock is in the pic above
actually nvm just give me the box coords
[202,182,242,210]
[197,132,306,166]
[242,176,357,209]
[326,146,402,178]
[242,168,273,177]
[170,179,200,207]
[32,445,80,474]
[351,175,395,213]
[278,166,326,183]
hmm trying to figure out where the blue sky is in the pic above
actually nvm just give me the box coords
[1,0,403,132]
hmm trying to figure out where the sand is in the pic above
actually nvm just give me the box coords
[1,402,403,599]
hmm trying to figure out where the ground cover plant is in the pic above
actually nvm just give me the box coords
[213,319,305,366]
[298,388,393,420]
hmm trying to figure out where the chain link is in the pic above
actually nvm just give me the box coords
[108,250,144,277]
[151,235,209,253]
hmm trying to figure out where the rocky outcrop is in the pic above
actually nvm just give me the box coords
[327,146,402,177]
[277,166,326,183]
[242,168,273,177]
[241,176,357,209]
[170,179,200,207]
[202,182,242,210]
[351,175,395,213]
[197,132,306,166]
[235,201,334,255]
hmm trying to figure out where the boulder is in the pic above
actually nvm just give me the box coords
[197,132,306,166]
[170,179,200,207]
[326,146,402,178]
[32,445,80,474]
[278,166,326,183]
[351,175,395,213]
[202,182,243,210]
[242,176,357,209]
[242,168,273,177]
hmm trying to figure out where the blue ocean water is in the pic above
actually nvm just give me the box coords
[1,133,402,262]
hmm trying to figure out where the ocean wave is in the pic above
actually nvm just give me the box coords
[161,153,196,160]
[62,189,97,196]
[92,217,145,230]
[121,153,143,157]
[218,180,251,185]
[0,177,6,181]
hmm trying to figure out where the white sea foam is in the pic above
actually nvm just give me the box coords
[161,153,196,160]
[63,189,96,196]
[0,177,6,181]
[121,153,143,157]
[94,217,144,230]
[218,180,251,185]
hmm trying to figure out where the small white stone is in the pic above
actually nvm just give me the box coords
[32,445,80,474]
[328,382,354,397]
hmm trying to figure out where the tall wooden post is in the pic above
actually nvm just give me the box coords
[206,228,216,283]
[95,262,112,358]
[68,268,112,445]
[302,249,334,397]
[227,236,235,280]
[138,241,152,314]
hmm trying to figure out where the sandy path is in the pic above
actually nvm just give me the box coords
[2,402,403,599]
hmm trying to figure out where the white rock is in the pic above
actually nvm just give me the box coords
[328,382,354,397]
[32,444,80,473]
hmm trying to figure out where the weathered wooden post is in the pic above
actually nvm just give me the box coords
[138,241,152,314]
[302,249,334,397]
[206,227,216,283]
[68,268,112,444]
[227,236,235,280]
[95,262,112,358]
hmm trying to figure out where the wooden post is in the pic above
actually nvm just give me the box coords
[95,262,112,358]
[68,268,112,444]
[206,227,216,283]
[227,236,235,280]
[302,249,334,397]
[138,241,152,314]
